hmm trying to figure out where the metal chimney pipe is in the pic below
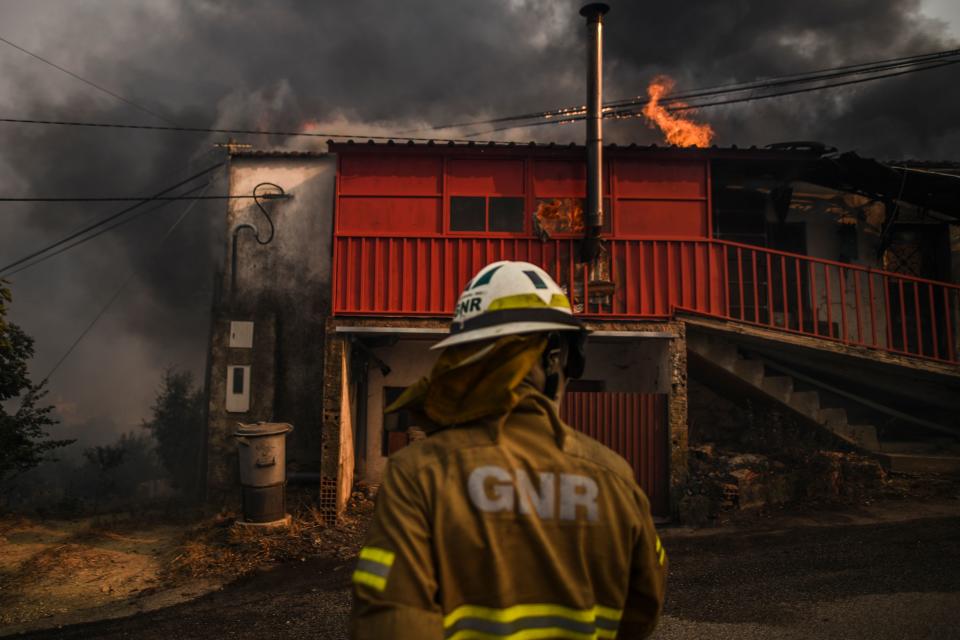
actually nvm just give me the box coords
[579,3,609,263]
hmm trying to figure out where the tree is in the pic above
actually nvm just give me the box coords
[142,368,205,496]
[0,280,74,494]
[83,442,126,513]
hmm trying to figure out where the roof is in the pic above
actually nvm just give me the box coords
[323,139,822,160]
[230,149,330,159]
[807,152,960,220]
[230,139,824,161]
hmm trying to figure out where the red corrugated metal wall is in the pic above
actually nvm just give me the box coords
[560,392,669,517]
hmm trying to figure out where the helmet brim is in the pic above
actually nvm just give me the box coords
[431,321,584,350]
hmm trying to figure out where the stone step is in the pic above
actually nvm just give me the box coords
[732,359,764,384]
[814,408,883,450]
[876,453,960,476]
[817,407,848,428]
[789,390,820,416]
[836,424,881,450]
[761,375,793,402]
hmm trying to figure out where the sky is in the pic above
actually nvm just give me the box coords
[0,0,958,446]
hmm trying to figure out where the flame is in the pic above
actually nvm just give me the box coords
[301,119,322,132]
[534,198,585,237]
[642,75,714,148]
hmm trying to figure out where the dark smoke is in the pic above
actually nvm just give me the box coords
[0,0,956,443]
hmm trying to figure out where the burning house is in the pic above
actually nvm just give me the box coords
[202,6,960,520]
[203,140,960,519]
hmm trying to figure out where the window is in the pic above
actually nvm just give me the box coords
[450,196,485,231]
[450,196,525,233]
[489,198,525,232]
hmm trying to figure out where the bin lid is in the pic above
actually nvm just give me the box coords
[234,421,294,437]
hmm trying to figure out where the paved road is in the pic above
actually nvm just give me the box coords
[12,502,960,639]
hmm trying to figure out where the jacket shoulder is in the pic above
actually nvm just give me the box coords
[386,425,487,473]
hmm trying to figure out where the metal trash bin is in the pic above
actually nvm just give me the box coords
[235,422,293,525]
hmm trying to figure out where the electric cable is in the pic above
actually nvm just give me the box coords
[0,117,484,143]
[0,194,285,202]
[0,162,223,275]
[3,150,219,276]
[0,35,176,125]
[41,182,212,383]
[3,182,209,277]
[612,59,960,116]
[2,46,958,143]
[466,58,960,136]
[250,182,283,244]
[425,46,960,131]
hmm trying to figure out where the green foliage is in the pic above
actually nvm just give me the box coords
[83,442,127,472]
[0,280,74,491]
[142,368,205,495]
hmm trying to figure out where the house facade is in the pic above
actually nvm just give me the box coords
[205,142,960,518]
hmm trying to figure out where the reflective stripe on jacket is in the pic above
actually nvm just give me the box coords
[351,385,667,639]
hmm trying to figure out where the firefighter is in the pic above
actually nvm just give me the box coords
[351,260,666,640]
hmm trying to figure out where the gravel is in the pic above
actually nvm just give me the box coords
[13,499,960,640]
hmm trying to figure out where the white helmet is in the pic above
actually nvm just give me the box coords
[432,261,583,350]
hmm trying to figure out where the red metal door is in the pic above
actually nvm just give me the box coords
[560,392,669,517]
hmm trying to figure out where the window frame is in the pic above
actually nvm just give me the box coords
[444,157,529,237]
[447,195,528,236]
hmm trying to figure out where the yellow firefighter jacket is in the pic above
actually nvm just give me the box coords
[351,385,667,640]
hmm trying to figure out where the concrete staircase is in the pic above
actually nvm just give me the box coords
[688,331,960,475]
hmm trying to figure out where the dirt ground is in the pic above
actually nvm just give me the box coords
[0,514,224,635]
[6,495,958,640]
[0,488,371,637]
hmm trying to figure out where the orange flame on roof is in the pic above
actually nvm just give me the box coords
[642,75,714,148]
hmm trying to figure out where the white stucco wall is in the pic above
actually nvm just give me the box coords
[581,337,672,393]
[210,153,336,477]
[363,338,440,484]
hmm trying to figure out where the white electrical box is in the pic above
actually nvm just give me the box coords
[229,321,254,349]
[226,365,251,413]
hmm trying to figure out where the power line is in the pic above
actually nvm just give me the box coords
[0,194,285,202]
[0,117,486,143]
[428,49,960,133]
[0,35,176,125]
[467,58,960,136]
[602,47,960,111]
[426,46,960,131]
[42,183,211,383]
[0,162,223,275]
[2,46,957,144]
[618,59,960,116]
[3,182,210,277]
[3,150,219,276]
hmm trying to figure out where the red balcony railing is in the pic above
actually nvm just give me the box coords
[332,235,960,365]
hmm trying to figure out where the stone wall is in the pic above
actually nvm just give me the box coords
[681,376,886,526]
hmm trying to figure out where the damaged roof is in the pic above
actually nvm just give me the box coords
[807,152,960,221]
